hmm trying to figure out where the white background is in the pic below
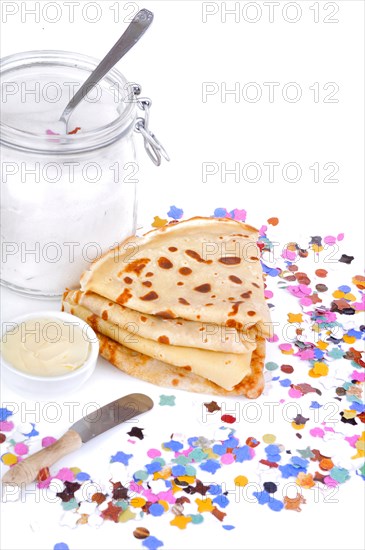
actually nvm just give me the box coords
[1,1,364,550]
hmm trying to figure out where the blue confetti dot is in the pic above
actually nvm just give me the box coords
[268,498,284,512]
[347,328,363,339]
[310,401,322,409]
[110,451,133,466]
[167,205,183,220]
[291,456,309,468]
[279,378,292,387]
[200,459,221,474]
[212,444,226,456]
[142,536,164,550]
[187,437,198,446]
[171,464,186,477]
[314,348,325,359]
[350,402,365,413]
[265,444,281,456]
[233,445,252,463]
[208,484,222,496]
[213,207,228,218]
[279,464,306,478]
[213,494,229,508]
[272,376,280,381]
[76,472,90,482]
[266,454,282,463]
[149,503,165,516]
[54,544,69,550]
[338,285,351,293]
[145,462,162,474]
[22,423,39,438]
[163,440,184,452]
[223,525,235,530]
[0,408,13,422]
[253,491,270,505]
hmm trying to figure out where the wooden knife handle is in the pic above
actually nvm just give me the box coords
[2,429,82,486]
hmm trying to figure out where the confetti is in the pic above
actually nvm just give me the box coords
[127,427,145,440]
[159,395,176,407]
[204,401,221,413]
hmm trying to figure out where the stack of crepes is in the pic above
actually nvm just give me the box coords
[62,218,271,398]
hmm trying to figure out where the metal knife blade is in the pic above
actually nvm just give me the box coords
[71,393,154,443]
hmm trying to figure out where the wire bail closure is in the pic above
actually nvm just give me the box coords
[132,84,169,166]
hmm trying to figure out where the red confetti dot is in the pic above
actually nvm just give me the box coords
[315,269,328,278]
[221,414,236,424]
[267,217,279,226]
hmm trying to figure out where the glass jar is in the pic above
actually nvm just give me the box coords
[1,50,145,297]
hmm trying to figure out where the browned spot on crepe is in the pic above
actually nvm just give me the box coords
[102,310,108,321]
[241,291,252,299]
[226,319,243,330]
[185,249,212,264]
[158,257,173,269]
[194,283,211,293]
[142,281,152,288]
[140,316,147,322]
[145,272,154,277]
[140,291,158,301]
[228,301,243,316]
[158,335,170,345]
[247,311,256,317]
[179,298,190,305]
[252,282,260,288]
[124,276,133,284]
[168,246,178,252]
[125,258,150,275]
[229,275,242,284]
[219,257,241,265]
[155,310,176,319]
[116,288,132,305]
[179,267,192,276]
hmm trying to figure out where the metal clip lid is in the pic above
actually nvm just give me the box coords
[132,84,170,166]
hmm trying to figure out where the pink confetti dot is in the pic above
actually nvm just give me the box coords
[279,343,292,351]
[324,236,336,245]
[142,489,159,503]
[14,443,28,456]
[267,334,279,343]
[345,435,359,448]
[157,490,176,503]
[147,448,161,458]
[221,453,235,465]
[351,370,365,382]
[300,297,313,307]
[264,290,273,299]
[0,421,14,432]
[337,233,344,241]
[232,208,246,221]
[55,468,75,481]
[310,428,325,438]
[259,225,268,236]
[288,388,302,398]
[42,436,57,448]
[324,476,338,487]
[298,284,311,295]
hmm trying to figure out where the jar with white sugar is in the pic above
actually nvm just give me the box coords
[0,50,167,297]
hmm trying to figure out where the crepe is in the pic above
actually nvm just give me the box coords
[81,217,271,336]
[65,289,256,354]
[62,294,265,398]
[63,292,256,391]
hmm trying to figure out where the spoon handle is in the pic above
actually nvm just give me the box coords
[60,9,154,125]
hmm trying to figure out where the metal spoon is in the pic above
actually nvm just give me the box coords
[59,8,154,130]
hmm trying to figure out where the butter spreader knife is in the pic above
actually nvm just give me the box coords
[2,393,153,486]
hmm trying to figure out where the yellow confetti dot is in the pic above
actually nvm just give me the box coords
[170,515,192,529]
[281,348,294,355]
[343,409,357,419]
[291,422,305,430]
[296,472,315,489]
[312,323,320,333]
[118,508,136,523]
[343,335,356,344]
[195,497,214,513]
[288,313,303,323]
[312,244,323,253]
[308,368,321,378]
[344,292,356,301]
[352,432,365,459]
[332,290,345,299]
[262,434,276,444]
[158,500,169,511]
[353,276,365,290]
[170,480,182,494]
[204,448,219,459]
[130,497,146,508]
[1,453,17,466]
[69,467,81,475]
[312,362,329,376]
[153,468,171,480]
[234,475,248,487]
[177,475,195,484]
[152,216,167,228]
[317,340,329,350]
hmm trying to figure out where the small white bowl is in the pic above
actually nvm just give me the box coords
[1,310,99,398]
